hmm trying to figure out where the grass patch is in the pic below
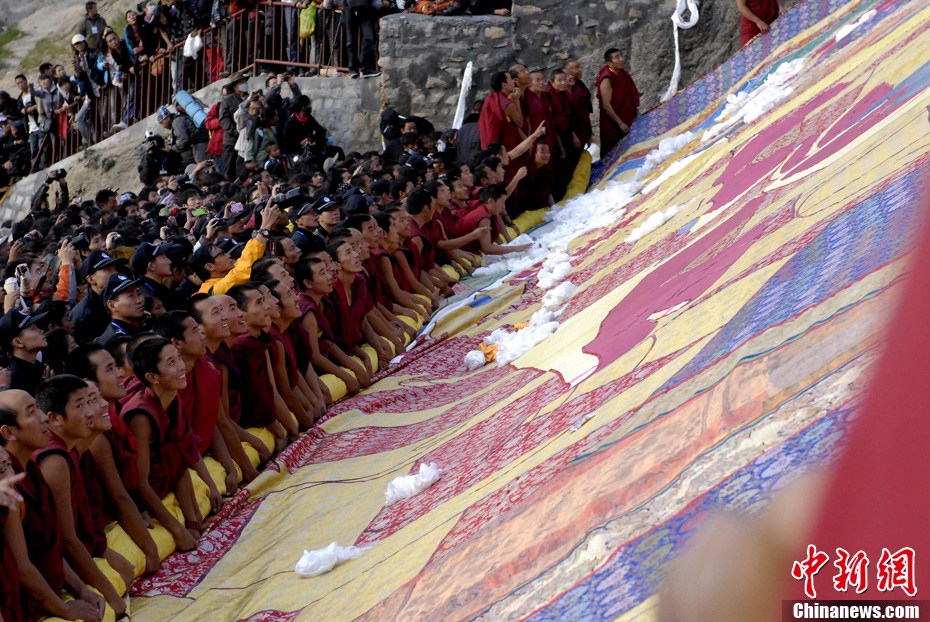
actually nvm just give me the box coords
[0,26,23,62]
[20,34,72,75]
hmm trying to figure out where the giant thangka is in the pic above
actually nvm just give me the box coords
[126,0,930,619]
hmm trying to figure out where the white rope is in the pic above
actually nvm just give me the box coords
[661,0,700,102]
[452,61,474,130]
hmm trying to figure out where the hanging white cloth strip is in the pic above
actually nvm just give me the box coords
[661,0,700,102]
[452,61,474,130]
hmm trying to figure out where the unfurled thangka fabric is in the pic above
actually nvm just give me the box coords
[129,1,930,619]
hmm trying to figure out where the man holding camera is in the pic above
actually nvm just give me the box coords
[138,133,184,185]
[194,201,280,295]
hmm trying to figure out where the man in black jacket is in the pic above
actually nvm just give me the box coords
[1,122,32,185]
[0,309,49,396]
[282,95,327,167]
[70,250,124,344]
[96,273,148,346]
[218,72,247,180]
[138,133,183,185]
[132,242,185,311]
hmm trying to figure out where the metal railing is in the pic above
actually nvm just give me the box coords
[25,1,377,176]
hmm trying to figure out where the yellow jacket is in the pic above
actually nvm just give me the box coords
[197,237,266,295]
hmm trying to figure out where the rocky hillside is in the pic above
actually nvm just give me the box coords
[0,0,137,84]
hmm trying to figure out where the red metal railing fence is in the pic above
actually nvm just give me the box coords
[28,1,371,175]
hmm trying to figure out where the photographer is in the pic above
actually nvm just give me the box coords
[138,133,183,185]
[157,105,209,166]
[282,95,327,166]
[30,168,70,213]
[194,199,281,295]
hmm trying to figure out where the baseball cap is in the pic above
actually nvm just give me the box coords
[214,237,244,259]
[102,273,142,303]
[290,202,316,221]
[371,179,390,196]
[156,105,172,122]
[71,34,86,45]
[130,242,171,277]
[313,195,341,213]
[0,309,48,346]
[80,249,125,281]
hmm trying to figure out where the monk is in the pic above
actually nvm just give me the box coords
[122,338,220,552]
[227,283,294,445]
[64,343,162,575]
[34,375,130,618]
[565,59,593,149]
[192,293,272,470]
[0,390,106,622]
[154,311,239,496]
[258,282,317,429]
[296,256,370,396]
[597,47,640,156]
[266,279,328,422]
[479,71,525,151]
[737,0,780,47]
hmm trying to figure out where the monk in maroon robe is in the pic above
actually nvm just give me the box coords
[479,71,525,151]
[738,0,780,47]
[597,48,640,157]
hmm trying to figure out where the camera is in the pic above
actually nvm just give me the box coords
[271,187,305,209]
[3,277,18,296]
[48,168,67,181]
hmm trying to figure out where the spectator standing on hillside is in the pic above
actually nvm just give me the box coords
[124,10,148,62]
[14,74,48,170]
[157,105,209,165]
[77,1,108,52]
[103,30,137,131]
[70,34,104,146]
[737,0,780,47]
[596,47,639,157]
[219,73,247,180]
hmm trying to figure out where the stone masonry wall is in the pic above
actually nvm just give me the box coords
[379,0,801,132]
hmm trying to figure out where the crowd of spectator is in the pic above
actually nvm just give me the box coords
[0,0,521,194]
[0,45,643,619]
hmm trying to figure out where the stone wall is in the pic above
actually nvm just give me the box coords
[379,0,800,131]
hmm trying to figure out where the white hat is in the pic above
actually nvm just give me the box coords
[71,34,86,45]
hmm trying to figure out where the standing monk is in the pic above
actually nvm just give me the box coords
[596,48,640,157]
[565,60,593,149]
[737,0,780,47]
[479,71,525,152]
